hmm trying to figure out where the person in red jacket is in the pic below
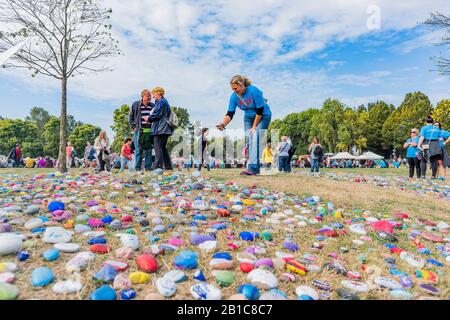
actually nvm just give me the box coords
[8,144,22,167]
[120,138,134,173]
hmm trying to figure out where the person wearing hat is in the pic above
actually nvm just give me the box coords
[418,116,443,179]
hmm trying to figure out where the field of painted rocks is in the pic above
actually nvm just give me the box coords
[0,170,449,300]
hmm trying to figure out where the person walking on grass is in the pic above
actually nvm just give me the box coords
[216,75,272,176]
[309,137,323,174]
[403,128,421,181]
[277,136,291,173]
[434,121,450,180]
[94,131,110,173]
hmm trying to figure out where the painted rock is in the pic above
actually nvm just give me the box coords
[296,285,319,300]
[136,255,158,273]
[0,262,19,273]
[24,218,43,230]
[90,244,109,254]
[30,267,54,287]
[129,272,150,284]
[286,260,308,276]
[193,270,206,282]
[48,201,64,212]
[0,233,23,255]
[312,279,333,291]
[336,288,360,300]
[54,243,80,253]
[374,276,402,290]
[390,289,412,300]
[0,283,19,300]
[66,251,95,272]
[102,260,128,272]
[418,284,439,296]
[421,231,444,243]
[52,280,82,294]
[210,258,234,270]
[94,264,117,282]
[24,206,40,215]
[340,280,368,293]
[0,272,15,284]
[240,262,254,273]
[237,284,260,300]
[90,285,117,300]
[42,249,60,262]
[42,227,73,244]
[190,283,223,300]
[259,289,288,300]
[163,270,188,283]
[199,241,217,252]
[247,269,278,289]
[121,289,137,300]
[173,251,198,270]
[213,270,235,287]
[191,235,215,246]
[375,232,398,242]
[156,277,177,297]
[113,273,132,290]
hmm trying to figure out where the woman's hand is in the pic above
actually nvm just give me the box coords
[249,127,256,135]
[216,123,226,131]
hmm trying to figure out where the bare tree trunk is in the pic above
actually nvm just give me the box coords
[58,76,68,173]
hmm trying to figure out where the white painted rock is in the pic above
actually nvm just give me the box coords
[66,251,95,272]
[190,283,223,300]
[349,224,367,235]
[54,243,80,253]
[192,200,209,211]
[374,277,402,290]
[24,218,43,230]
[247,269,278,289]
[199,240,217,252]
[341,280,369,293]
[0,262,19,273]
[117,234,140,251]
[163,270,187,283]
[295,286,319,300]
[83,231,105,238]
[52,280,82,294]
[0,272,15,284]
[42,227,73,244]
[156,277,177,297]
[400,252,425,269]
[0,233,23,255]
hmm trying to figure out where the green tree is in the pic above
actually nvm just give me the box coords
[382,92,433,156]
[171,107,191,128]
[42,116,61,158]
[0,119,42,157]
[311,99,345,153]
[69,124,101,158]
[432,99,450,129]
[111,104,131,153]
[25,107,50,133]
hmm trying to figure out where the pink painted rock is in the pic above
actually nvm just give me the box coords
[136,254,158,273]
[168,238,184,247]
[115,247,134,259]
[113,273,132,290]
[88,218,104,228]
[421,231,444,243]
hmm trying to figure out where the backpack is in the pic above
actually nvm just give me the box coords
[166,109,179,128]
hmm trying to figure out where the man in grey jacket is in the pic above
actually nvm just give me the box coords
[129,89,155,172]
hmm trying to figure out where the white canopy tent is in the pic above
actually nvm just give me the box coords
[329,152,358,160]
[358,152,384,160]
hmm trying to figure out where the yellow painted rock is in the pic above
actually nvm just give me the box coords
[129,272,150,284]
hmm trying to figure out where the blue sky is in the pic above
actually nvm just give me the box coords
[0,0,449,140]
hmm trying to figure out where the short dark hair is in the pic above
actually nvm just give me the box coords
[202,128,209,134]
[425,116,434,124]
[124,137,132,143]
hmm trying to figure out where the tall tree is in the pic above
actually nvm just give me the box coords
[0,0,121,172]
[311,99,345,153]
[382,92,433,156]
[25,107,50,132]
[432,99,450,129]
[111,104,131,153]
[0,119,42,156]
[425,12,450,76]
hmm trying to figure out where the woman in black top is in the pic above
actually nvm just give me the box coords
[198,128,210,171]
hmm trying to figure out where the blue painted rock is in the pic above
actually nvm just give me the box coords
[121,289,136,300]
[30,267,54,287]
[190,283,222,300]
[173,251,198,270]
[90,285,117,300]
[48,202,64,212]
[94,264,117,282]
[191,235,215,246]
[237,284,260,300]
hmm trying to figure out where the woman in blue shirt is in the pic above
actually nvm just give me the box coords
[403,128,421,180]
[216,75,272,175]
[435,121,450,180]
[418,116,442,179]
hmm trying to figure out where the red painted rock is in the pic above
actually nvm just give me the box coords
[90,244,109,254]
[240,262,254,273]
[418,218,436,227]
[217,209,230,217]
[136,254,158,273]
[421,231,444,243]
[121,215,133,223]
[370,221,393,234]
[393,213,409,219]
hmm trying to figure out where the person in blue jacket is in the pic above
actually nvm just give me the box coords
[403,128,421,180]
[216,75,272,175]
[418,116,442,179]
[148,87,173,171]
[435,121,450,180]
